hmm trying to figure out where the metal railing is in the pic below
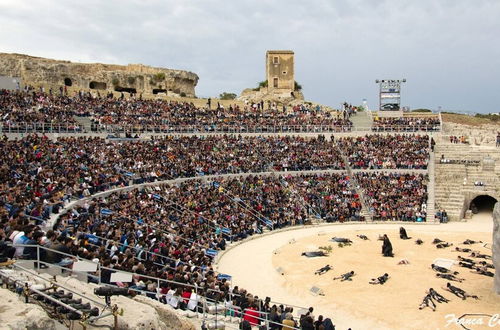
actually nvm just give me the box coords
[1,122,84,133]
[1,121,445,134]
[10,244,305,329]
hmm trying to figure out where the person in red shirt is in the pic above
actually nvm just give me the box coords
[243,303,260,326]
[181,288,192,309]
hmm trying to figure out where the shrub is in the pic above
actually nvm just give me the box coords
[411,108,432,113]
[475,113,500,121]
[294,81,302,91]
[318,245,332,253]
[154,72,166,81]
[180,92,186,97]
[219,92,237,100]
[127,76,136,85]
[111,78,119,86]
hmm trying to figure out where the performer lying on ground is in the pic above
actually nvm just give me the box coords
[477,260,494,269]
[444,282,479,300]
[435,273,464,282]
[357,234,369,240]
[333,271,355,281]
[302,251,328,257]
[331,237,353,244]
[315,264,332,275]
[431,264,459,275]
[458,256,474,263]
[429,288,450,303]
[369,273,389,285]
[419,292,437,311]
[458,261,475,269]
[415,239,424,245]
[472,267,494,277]
[470,252,492,260]
[454,247,472,253]
[436,242,453,249]
[432,238,445,244]
[463,239,482,245]
[419,288,449,311]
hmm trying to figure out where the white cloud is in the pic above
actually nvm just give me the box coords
[0,0,499,111]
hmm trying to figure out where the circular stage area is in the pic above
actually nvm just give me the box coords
[216,214,497,329]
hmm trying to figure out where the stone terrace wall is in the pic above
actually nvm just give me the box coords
[0,53,198,97]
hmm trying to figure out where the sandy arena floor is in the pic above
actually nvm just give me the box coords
[216,213,499,330]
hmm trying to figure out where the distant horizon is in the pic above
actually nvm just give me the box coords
[2,50,498,115]
[1,1,499,113]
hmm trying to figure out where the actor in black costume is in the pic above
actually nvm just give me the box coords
[431,264,459,275]
[381,234,394,257]
[399,227,411,240]
[333,271,355,281]
[435,273,464,282]
[369,273,389,285]
[315,265,332,275]
[463,239,482,245]
[445,282,479,300]
[458,262,475,269]
[472,267,494,277]
[454,247,471,253]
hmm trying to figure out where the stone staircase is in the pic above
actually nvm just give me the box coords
[337,150,372,221]
[73,115,93,132]
[349,110,373,131]
[426,151,436,222]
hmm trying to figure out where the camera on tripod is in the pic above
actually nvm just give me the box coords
[94,286,129,305]
[94,286,129,297]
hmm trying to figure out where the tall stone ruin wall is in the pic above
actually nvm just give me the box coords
[0,53,198,97]
[493,202,500,294]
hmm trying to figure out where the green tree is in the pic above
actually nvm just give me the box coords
[258,80,268,88]
[294,81,302,91]
[155,72,166,81]
[127,76,136,85]
[219,92,237,100]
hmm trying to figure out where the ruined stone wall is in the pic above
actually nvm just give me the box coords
[0,53,198,97]
[493,202,500,294]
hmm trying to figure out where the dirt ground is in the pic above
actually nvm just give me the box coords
[216,214,499,330]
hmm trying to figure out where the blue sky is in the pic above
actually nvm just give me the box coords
[1,0,499,113]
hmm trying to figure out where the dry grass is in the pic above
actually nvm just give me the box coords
[442,113,500,127]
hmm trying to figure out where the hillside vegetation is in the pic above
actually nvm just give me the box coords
[442,113,500,127]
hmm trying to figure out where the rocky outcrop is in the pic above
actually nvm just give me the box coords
[133,295,198,330]
[0,53,198,97]
[443,122,499,147]
[239,87,304,106]
[0,288,57,329]
[493,202,500,294]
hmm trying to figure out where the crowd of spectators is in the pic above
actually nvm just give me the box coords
[356,172,428,221]
[372,116,441,132]
[0,125,435,328]
[337,134,430,169]
[2,173,358,328]
[0,89,352,132]
[0,89,82,130]
[0,134,347,229]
